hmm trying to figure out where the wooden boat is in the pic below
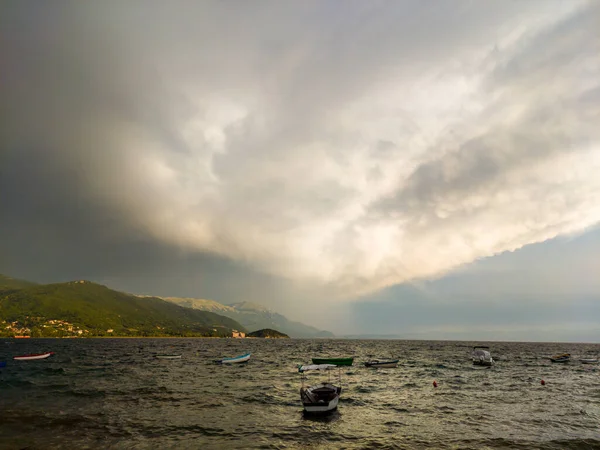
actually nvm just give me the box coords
[364,359,399,368]
[155,354,182,359]
[13,352,54,361]
[580,358,598,364]
[220,353,251,364]
[311,357,353,366]
[299,364,341,414]
[550,353,571,363]
[472,346,494,366]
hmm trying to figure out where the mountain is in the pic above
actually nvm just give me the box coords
[162,297,235,314]
[164,298,334,338]
[0,277,246,337]
[0,274,38,291]
[247,328,289,338]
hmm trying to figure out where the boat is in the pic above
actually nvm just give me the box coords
[472,346,494,366]
[0,361,6,368]
[299,364,342,414]
[311,357,353,366]
[550,353,571,363]
[220,353,251,364]
[580,358,598,364]
[13,352,55,361]
[364,359,399,368]
[155,354,182,359]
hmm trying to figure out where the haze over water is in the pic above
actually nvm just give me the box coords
[2,338,599,449]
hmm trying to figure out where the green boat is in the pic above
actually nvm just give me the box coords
[311,357,354,366]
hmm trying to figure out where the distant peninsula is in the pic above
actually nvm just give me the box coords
[247,328,289,339]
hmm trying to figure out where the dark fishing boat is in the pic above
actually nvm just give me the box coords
[311,357,353,366]
[299,364,342,414]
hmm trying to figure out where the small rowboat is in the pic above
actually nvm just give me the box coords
[550,353,571,363]
[311,357,354,366]
[580,358,598,364]
[155,354,182,359]
[220,353,251,364]
[364,359,399,368]
[13,352,54,361]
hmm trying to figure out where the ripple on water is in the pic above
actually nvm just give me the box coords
[1,338,600,449]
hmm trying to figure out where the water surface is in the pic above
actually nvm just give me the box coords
[1,339,599,449]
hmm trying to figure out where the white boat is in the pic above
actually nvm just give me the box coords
[155,354,182,359]
[364,359,399,368]
[298,364,341,414]
[13,352,54,361]
[472,346,494,366]
[220,352,251,364]
[580,358,598,364]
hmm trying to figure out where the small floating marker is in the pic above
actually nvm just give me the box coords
[433,380,438,388]
[541,379,545,386]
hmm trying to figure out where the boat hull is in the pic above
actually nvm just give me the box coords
[364,360,398,368]
[155,355,182,359]
[580,359,598,364]
[13,352,54,361]
[472,359,494,367]
[311,357,353,366]
[221,353,251,364]
[303,395,339,413]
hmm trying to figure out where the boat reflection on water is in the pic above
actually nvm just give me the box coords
[301,409,341,423]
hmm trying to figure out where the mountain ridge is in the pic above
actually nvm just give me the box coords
[163,296,334,338]
[0,273,333,338]
[0,276,246,337]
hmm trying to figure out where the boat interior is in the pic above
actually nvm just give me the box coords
[300,383,341,404]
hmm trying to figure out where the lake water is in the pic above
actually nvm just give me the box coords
[1,338,599,449]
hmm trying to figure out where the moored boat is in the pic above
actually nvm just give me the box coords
[299,364,341,414]
[364,359,399,368]
[311,357,353,366]
[550,353,571,363]
[155,354,182,359]
[0,361,6,368]
[580,358,598,364]
[472,346,494,366]
[13,352,54,361]
[220,352,251,364]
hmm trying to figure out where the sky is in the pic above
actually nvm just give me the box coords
[1,1,599,341]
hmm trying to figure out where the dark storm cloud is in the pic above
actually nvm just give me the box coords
[1,0,599,307]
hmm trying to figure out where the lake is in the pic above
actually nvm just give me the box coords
[1,338,599,449]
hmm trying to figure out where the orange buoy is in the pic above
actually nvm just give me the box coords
[433,380,438,388]
[541,379,545,386]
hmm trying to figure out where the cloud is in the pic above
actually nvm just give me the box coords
[1,0,599,299]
